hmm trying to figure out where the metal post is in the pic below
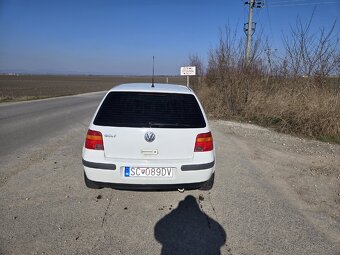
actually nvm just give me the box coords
[187,76,189,87]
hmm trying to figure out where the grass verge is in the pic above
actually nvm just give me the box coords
[195,79,340,144]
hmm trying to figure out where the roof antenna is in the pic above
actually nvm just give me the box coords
[151,56,155,88]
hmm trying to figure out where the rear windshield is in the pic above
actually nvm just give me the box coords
[94,92,206,128]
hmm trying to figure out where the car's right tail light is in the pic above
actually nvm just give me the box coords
[194,132,213,152]
[85,130,104,150]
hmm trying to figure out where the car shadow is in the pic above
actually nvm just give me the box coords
[154,195,226,255]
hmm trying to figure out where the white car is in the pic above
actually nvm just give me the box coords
[82,83,215,191]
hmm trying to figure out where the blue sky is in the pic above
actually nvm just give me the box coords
[0,0,339,75]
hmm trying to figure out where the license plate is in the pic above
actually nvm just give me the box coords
[124,167,173,178]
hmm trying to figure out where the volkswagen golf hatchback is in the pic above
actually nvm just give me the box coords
[82,83,215,190]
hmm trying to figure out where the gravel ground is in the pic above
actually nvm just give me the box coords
[212,120,340,247]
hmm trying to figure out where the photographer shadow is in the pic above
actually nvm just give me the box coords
[154,195,226,255]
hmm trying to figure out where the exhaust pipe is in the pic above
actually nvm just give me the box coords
[178,188,185,193]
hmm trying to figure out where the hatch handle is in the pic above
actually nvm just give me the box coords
[141,149,159,155]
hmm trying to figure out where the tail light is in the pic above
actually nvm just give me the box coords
[85,130,104,150]
[194,132,213,152]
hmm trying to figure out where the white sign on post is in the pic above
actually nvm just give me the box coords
[180,66,196,87]
[180,66,196,76]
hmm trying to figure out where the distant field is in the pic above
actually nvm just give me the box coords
[0,75,187,102]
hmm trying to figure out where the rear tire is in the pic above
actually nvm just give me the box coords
[84,172,102,189]
[199,172,215,191]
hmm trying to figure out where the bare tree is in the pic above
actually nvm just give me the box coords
[188,54,205,91]
[283,13,339,81]
[188,54,205,76]
[203,25,266,113]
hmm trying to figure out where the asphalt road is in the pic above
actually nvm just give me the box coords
[0,93,339,255]
[0,92,105,162]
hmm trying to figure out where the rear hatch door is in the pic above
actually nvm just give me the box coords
[99,127,198,160]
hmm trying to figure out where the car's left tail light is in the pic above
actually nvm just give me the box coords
[85,130,104,150]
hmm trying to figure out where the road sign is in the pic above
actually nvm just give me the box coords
[180,66,196,76]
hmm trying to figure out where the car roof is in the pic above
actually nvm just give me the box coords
[109,83,194,94]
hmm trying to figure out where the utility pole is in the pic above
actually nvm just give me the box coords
[265,48,277,85]
[244,0,264,66]
[265,48,277,73]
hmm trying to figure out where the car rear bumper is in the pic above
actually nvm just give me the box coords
[82,159,215,171]
[84,178,205,191]
[82,158,215,186]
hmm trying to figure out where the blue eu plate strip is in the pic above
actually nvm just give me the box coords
[124,167,130,177]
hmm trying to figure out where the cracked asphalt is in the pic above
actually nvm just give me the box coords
[0,92,339,254]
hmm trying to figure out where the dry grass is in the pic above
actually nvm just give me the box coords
[196,77,340,143]
[246,84,340,141]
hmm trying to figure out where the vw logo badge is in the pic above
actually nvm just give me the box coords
[144,131,155,143]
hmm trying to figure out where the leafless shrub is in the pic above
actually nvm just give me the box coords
[203,25,266,115]
[188,54,205,91]
[192,17,340,142]
[283,14,339,81]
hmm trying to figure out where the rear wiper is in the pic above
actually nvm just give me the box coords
[148,122,190,128]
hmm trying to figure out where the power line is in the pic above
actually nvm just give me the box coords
[268,0,340,3]
[269,1,340,7]
[242,0,247,28]
[265,1,276,47]
[269,0,317,3]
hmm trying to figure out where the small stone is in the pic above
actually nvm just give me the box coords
[25,197,30,201]
[96,195,102,200]
[124,207,128,210]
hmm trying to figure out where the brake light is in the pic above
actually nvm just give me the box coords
[85,130,104,150]
[194,132,213,152]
